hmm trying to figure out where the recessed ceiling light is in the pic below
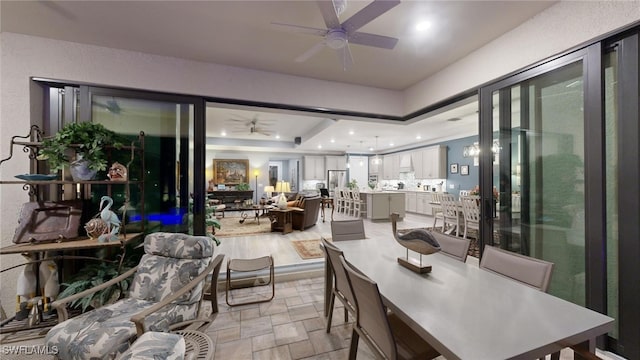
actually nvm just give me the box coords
[330,139,335,143]
[368,147,374,151]
[349,130,354,135]
[415,20,432,32]
[275,134,280,139]
[389,142,394,147]
[317,144,322,149]
[221,131,226,136]
[416,135,421,139]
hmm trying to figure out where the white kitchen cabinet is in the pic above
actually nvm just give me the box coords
[382,154,399,180]
[416,192,433,215]
[421,145,447,179]
[369,156,381,175]
[405,192,417,212]
[325,155,346,170]
[303,155,326,180]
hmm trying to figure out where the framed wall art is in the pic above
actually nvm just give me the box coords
[460,165,470,176]
[213,159,249,185]
[450,163,458,174]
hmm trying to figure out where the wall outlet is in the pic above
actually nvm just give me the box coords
[449,184,455,189]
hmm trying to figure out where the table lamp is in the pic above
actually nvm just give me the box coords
[264,186,274,199]
[274,181,291,209]
[275,181,290,193]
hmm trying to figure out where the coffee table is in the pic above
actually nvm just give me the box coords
[223,204,271,224]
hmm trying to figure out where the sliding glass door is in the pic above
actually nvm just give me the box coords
[479,31,640,357]
[84,87,206,236]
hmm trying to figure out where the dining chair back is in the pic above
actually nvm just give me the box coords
[333,187,343,213]
[440,194,461,236]
[480,245,562,360]
[351,188,365,218]
[331,219,366,241]
[431,231,471,262]
[340,256,440,360]
[321,237,356,333]
[460,195,481,239]
[480,245,554,292]
[431,192,444,229]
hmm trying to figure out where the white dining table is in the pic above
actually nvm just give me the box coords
[325,239,613,360]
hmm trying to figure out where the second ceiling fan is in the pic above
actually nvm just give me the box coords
[273,0,400,70]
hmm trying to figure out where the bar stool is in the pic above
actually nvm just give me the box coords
[225,255,275,306]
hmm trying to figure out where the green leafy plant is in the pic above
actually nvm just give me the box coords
[57,253,139,312]
[37,122,123,171]
[186,199,222,246]
[347,179,358,189]
[235,182,250,191]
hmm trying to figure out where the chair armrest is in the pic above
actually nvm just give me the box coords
[51,266,139,322]
[130,259,217,337]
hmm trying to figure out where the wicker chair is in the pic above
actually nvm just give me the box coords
[46,232,224,360]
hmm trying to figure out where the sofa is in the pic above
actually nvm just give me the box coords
[288,196,322,230]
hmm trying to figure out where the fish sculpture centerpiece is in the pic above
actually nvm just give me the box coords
[391,213,441,274]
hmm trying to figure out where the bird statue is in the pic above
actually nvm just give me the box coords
[99,195,121,242]
[38,258,54,311]
[16,262,37,319]
[43,262,59,313]
[391,213,441,274]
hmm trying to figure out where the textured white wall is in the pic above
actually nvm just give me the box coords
[404,1,640,113]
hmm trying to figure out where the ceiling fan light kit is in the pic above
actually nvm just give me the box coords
[273,0,400,69]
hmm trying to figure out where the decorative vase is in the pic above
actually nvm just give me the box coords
[277,193,288,209]
[69,156,97,181]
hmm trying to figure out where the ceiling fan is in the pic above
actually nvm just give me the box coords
[228,116,275,136]
[272,0,400,70]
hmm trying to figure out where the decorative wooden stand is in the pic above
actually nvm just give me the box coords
[397,256,432,274]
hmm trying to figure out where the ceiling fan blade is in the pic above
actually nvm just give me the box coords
[255,129,273,136]
[342,0,400,35]
[316,0,341,29]
[337,45,353,71]
[271,22,328,37]
[295,41,326,63]
[348,31,398,49]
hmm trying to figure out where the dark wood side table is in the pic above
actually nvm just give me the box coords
[268,208,293,234]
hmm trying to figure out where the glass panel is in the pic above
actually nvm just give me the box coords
[604,50,619,339]
[493,61,586,305]
[92,95,194,234]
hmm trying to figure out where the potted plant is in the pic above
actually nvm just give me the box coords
[37,122,122,180]
[236,182,250,191]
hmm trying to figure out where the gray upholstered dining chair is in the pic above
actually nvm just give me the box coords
[431,231,471,262]
[340,256,440,360]
[321,237,356,333]
[331,219,366,241]
[480,245,582,360]
[480,245,554,291]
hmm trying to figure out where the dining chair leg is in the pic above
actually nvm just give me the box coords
[344,306,348,322]
[326,292,336,333]
[463,221,468,239]
[348,328,359,360]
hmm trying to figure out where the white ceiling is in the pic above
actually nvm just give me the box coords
[1,0,555,153]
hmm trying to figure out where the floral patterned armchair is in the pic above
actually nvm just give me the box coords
[45,232,224,360]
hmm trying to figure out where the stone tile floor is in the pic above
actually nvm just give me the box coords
[1,267,623,360]
[202,275,603,360]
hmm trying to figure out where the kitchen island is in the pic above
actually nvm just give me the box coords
[360,190,405,221]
